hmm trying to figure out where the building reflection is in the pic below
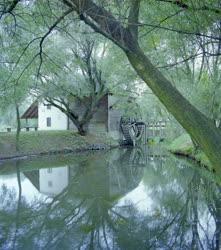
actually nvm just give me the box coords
[25,166,74,197]
[22,148,151,202]
[39,167,69,197]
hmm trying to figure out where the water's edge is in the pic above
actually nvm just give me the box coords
[0,143,119,162]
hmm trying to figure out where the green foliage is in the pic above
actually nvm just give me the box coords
[169,133,212,169]
[169,133,193,152]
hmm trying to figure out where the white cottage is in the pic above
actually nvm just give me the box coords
[38,102,68,131]
[21,94,123,139]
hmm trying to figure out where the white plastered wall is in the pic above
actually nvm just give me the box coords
[38,101,68,130]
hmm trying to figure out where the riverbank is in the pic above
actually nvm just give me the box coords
[0,131,119,161]
[168,133,212,170]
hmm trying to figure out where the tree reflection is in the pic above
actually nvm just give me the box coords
[0,148,220,249]
[114,156,220,250]
[12,162,22,250]
[36,149,144,249]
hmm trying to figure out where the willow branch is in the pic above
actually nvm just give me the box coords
[37,8,73,76]
[156,0,221,15]
[0,0,20,19]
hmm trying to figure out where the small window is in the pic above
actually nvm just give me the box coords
[48,181,53,187]
[46,117,51,127]
[47,105,51,110]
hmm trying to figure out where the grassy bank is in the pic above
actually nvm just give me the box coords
[0,131,118,159]
[168,133,212,170]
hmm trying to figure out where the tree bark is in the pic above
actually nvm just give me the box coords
[67,112,88,136]
[78,123,88,136]
[70,116,88,136]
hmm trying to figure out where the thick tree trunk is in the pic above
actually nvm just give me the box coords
[126,47,221,174]
[69,114,88,136]
[77,123,88,136]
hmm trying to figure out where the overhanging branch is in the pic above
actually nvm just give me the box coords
[139,22,221,41]
[156,0,221,15]
[0,0,20,19]
[37,8,73,76]
[63,0,136,52]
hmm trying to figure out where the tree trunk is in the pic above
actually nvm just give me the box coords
[126,47,221,174]
[69,114,88,136]
[77,123,88,136]
[46,99,92,136]
[15,103,21,152]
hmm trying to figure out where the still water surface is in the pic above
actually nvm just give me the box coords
[0,147,219,250]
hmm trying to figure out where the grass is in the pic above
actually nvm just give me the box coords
[0,130,119,159]
[168,133,212,169]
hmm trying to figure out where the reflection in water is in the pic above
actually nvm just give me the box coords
[39,167,69,197]
[0,147,220,249]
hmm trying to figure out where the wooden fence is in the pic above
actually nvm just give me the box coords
[145,121,168,140]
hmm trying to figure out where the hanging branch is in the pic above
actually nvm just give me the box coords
[37,8,73,76]
[155,0,221,15]
[0,0,21,19]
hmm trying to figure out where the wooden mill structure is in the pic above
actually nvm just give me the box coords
[120,119,168,146]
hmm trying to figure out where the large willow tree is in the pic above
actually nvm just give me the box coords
[1,0,221,173]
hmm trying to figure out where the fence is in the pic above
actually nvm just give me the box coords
[145,121,168,140]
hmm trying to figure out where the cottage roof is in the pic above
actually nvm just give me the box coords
[21,101,38,119]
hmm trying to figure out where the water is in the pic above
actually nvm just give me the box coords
[0,147,219,250]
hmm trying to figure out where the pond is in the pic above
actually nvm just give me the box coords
[0,147,219,250]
